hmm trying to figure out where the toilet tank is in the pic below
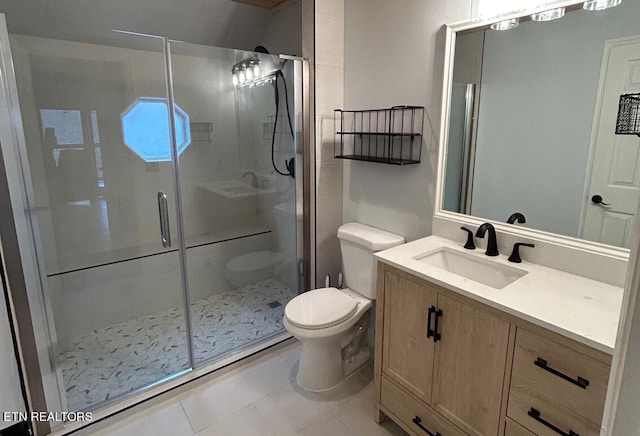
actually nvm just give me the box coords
[337,223,404,299]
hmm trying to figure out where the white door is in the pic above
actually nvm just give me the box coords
[581,37,640,249]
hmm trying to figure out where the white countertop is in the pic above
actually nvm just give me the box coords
[375,235,624,354]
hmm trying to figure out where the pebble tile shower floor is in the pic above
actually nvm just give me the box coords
[58,278,295,411]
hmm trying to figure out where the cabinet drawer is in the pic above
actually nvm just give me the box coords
[381,376,465,436]
[507,329,610,435]
[504,418,535,436]
[507,388,601,436]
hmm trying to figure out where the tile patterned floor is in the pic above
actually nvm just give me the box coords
[74,341,407,436]
[58,279,296,411]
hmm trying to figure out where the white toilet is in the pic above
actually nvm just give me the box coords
[283,222,404,392]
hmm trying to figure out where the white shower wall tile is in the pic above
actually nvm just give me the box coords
[49,233,275,342]
[49,253,183,343]
[58,278,296,412]
[315,66,344,118]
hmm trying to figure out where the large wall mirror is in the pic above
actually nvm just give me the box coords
[441,0,640,250]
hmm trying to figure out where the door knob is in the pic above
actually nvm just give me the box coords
[591,195,611,206]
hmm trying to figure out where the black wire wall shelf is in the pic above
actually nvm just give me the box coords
[334,106,425,165]
[616,93,640,137]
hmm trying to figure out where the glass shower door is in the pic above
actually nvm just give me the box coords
[168,41,301,365]
[9,32,192,411]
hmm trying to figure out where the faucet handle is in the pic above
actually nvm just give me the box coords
[460,227,475,250]
[508,242,535,263]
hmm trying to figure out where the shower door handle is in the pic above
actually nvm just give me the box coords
[157,192,171,248]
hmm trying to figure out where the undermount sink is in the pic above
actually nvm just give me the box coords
[414,247,528,289]
[222,185,257,194]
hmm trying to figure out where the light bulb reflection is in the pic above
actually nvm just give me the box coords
[490,17,519,30]
[246,65,254,81]
[531,7,565,21]
[231,58,268,87]
[583,0,622,10]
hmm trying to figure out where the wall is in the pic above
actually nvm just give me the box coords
[314,0,345,286]
[48,232,274,341]
[604,203,640,434]
[262,2,303,56]
[471,1,640,237]
[2,0,278,54]
[343,0,474,243]
[0,279,26,431]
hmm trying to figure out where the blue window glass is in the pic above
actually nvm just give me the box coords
[121,97,191,162]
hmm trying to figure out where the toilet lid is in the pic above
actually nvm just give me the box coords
[285,287,358,329]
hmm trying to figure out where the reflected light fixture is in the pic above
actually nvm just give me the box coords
[231,57,274,88]
[531,7,565,21]
[583,0,622,10]
[490,17,520,30]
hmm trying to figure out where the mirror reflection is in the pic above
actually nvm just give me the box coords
[443,0,640,248]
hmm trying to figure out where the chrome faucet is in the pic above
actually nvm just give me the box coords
[476,223,499,256]
[242,171,258,188]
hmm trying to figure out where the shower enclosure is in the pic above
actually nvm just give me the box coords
[0,19,304,421]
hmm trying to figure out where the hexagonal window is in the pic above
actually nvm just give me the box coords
[121,97,191,162]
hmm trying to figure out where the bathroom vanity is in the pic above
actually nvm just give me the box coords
[372,236,622,436]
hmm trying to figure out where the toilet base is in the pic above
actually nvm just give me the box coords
[225,250,282,287]
[296,343,371,392]
[293,310,372,392]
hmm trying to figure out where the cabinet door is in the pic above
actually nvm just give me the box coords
[432,294,511,436]
[382,271,437,404]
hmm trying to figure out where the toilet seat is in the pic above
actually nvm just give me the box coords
[285,287,358,329]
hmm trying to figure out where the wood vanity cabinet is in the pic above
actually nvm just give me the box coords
[374,263,612,436]
[377,267,512,436]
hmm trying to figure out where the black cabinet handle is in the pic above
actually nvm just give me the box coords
[534,358,589,389]
[412,416,442,436]
[426,306,435,339]
[528,408,579,436]
[433,309,443,342]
